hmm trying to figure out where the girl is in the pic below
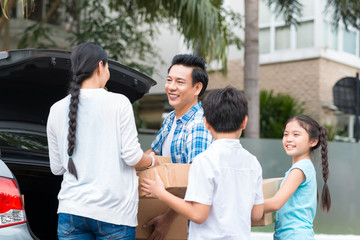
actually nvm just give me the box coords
[47,42,157,240]
[264,114,331,240]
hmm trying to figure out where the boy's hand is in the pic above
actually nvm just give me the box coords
[141,168,165,198]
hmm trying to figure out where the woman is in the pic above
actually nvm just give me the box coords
[47,42,157,239]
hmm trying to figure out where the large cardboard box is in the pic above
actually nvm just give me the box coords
[136,156,172,171]
[136,157,188,239]
[136,198,188,240]
[137,161,190,198]
[136,157,283,239]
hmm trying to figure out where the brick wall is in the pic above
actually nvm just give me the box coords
[260,59,321,120]
[207,59,244,90]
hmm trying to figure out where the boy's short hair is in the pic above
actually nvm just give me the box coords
[168,54,208,97]
[202,87,248,132]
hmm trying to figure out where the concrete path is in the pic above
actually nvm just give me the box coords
[251,232,360,240]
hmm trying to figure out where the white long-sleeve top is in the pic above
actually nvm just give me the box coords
[46,88,143,226]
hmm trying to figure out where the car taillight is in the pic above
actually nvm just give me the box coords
[0,177,26,228]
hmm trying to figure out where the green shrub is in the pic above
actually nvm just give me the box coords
[260,90,305,138]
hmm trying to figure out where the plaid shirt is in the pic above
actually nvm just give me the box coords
[151,102,213,163]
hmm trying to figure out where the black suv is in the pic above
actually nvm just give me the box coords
[0,49,156,239]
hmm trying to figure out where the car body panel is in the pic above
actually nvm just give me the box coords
[0,160,13,178]
[0,223,36,240]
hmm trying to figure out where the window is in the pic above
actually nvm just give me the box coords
[330,25,338,50]
[259,0,271,25]
[323,21,329,47]
[259,0,316,54]
[275,26,291,50]
[297,20,314,48]
[343,28,356,55]
[0,131,48,152]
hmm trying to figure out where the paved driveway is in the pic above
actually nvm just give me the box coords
[251,232,360,240]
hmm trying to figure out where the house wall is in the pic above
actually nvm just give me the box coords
[260,58,321,120]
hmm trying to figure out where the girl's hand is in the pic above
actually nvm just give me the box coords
[141,168,165,198]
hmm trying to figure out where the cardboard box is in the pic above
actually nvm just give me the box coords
[252,177,283,227]
[136,198,188,240]
[136,157,188,239]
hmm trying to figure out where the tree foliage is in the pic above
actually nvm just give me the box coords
[267,0,360,29]
[68,0,158,76]
[7,0,243,75]
[326,0,360,30]
[267,0,303,26]
[108,0,243,73]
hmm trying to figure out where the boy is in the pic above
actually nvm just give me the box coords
[141,87,264,240]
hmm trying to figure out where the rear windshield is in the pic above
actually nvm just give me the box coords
[0,131,48,155]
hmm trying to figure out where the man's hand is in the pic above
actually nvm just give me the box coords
[142,209,177,240]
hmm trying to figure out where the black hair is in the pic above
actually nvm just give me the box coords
[202,87,248,133]
[168,54,208,97]
[67,42,108,179]
[285,114,331,212]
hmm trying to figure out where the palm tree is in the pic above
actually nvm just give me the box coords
[244,0,260,138]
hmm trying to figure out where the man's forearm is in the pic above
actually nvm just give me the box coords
[164,207,178,221]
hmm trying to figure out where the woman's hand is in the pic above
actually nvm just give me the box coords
[141,168,165,198]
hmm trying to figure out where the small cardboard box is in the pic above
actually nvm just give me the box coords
[252,177,283,227]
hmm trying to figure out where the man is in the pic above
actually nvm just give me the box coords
[144,54,213,239]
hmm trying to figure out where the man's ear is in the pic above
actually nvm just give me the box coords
[204,117,212,131]
[194,82,203,96]
[241,116,248,130]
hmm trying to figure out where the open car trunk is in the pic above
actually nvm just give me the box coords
[0,49,156,239]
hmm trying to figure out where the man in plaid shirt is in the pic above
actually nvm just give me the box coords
[143,54,213,239]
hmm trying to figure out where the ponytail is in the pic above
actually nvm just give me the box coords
[66,77,81,179]
[66,42,108,180]
[319,126,331,212]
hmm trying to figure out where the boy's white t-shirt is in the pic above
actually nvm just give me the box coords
[184,138,264,240]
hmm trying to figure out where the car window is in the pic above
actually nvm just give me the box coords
[0,131,48,155]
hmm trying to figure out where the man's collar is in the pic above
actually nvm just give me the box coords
[176,102,201,123]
